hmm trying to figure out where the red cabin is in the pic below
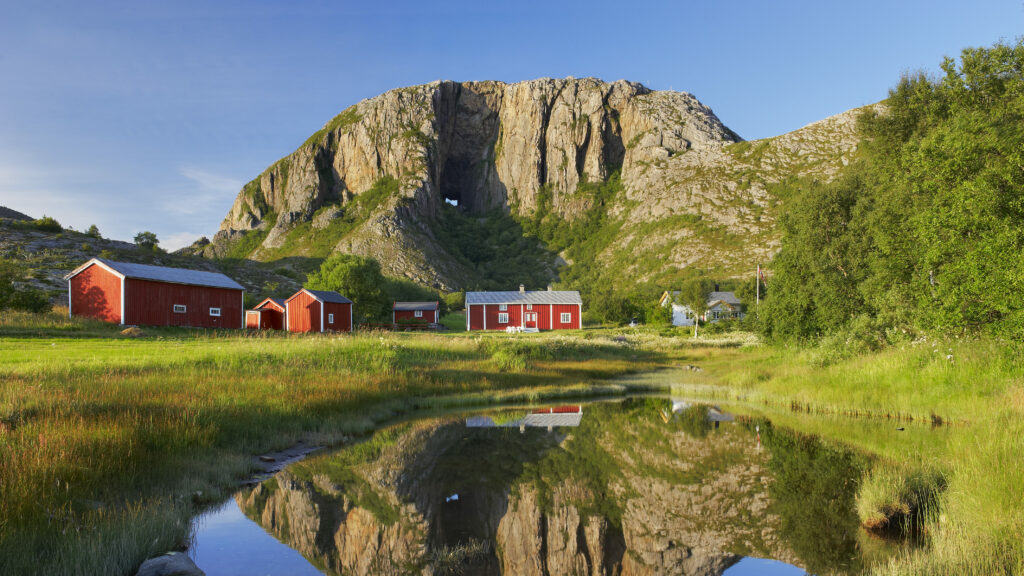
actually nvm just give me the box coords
[284,289,353,333]
[246,298,286,330]
[393,301,439,325]
[465,286,582,331]
[64,257,244,329]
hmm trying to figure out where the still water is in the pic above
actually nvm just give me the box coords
[188,398,908,575]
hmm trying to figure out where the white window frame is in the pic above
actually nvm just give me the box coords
[173,304,187,314]
[560,312,572,324]
[526,304,532,310]
[328,313,334,324]
[499,304,507,311]
[498,312,509,324]
[209,307,221,317]
[414,310,423,318]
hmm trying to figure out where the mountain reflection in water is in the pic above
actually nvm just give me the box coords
[215,398,891,575]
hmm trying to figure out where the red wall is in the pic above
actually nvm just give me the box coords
[467,303,581,331]
[322,302,351,332]
[123,279,243,329]
[286,291,321,333]
[394,309,437,323]
[247,309,283,330]
[70,264,122,323]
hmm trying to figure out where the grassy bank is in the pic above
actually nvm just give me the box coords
[669,336,1024,576]
[0,311,672,576]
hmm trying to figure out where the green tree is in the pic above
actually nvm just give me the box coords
[134,231,159,251]
[679,278,714,337]
[0,259,50,312]
[86,224,101,238]
[306,254,390,322]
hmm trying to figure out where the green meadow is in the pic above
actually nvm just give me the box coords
[0,310,667,576]
[2,310,1022,575]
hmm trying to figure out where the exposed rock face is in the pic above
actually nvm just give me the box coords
[235,470,427,576]
[205,78,862,289]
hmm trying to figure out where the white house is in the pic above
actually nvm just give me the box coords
[659,291,745,327]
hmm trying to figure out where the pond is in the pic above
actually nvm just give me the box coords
[187,397,914,575]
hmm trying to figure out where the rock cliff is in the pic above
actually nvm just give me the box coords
[201,78,866,290]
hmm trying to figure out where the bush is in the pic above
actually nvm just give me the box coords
[33,216,62,232]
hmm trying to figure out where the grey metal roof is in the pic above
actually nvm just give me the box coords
[300,289,352,304]
[465,412,583,429]
[393,301,439,311]
[465,290,582,305]
[708,291,742,306]
[66,258,244,290]
[665,290,742,307]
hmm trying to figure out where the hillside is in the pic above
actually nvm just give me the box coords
[0,217,301,304]
[193,78,868,294]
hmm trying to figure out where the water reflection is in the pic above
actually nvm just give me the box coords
[198,399,896,575]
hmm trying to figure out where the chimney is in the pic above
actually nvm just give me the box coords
[519,284,525,294]
[547,284,552,291]
[714,283,720,292]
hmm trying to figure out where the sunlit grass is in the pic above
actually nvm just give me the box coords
[667,336,1024,576]
[0,312,669,575]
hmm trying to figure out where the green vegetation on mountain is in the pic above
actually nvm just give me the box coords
[764,40,1024,341]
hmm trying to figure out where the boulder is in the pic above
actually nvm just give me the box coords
[135,552,204,576]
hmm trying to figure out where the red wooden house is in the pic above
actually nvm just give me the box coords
[392,301,439,324]
[465,286,582,331]
[64,257,245,329]
[284,289,353,333]
[245,297,286,330]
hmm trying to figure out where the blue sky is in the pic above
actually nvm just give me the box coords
[0,0,1020,250]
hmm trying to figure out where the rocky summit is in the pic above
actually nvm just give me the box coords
[197,78,866,290]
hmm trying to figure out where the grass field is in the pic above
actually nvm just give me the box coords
[0,310,673,576]
[667,337,1024,576]
[3,310,1022,575]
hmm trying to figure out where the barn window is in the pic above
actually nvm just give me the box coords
[498,313,509,324]
[560,312,572,323]
[526,304,532,310]
[499,304,507,311]
[173,304,187,313]
[209,307,221,317]
[414,310,423,318]
[328,313,334,324]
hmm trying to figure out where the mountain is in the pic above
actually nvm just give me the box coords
[0,206,32,221]
[195,78,867,292]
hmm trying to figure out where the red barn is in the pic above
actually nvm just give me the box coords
[64,257,244,329]
[246,298,286,330]
[393,301,439,325]
[466,286,582,331]
[284,289,353,333]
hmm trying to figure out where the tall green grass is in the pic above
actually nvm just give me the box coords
[668,335,1024,576]
[0,312,667,575]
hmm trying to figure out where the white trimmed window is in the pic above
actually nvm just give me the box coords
[526,304,533,310]
[414,310,423,317]
[209,307,221,317]
[560,312,572,324]
[328,313,334,323]
[498,313,509,324]
[173,304,187,313]
[499,304,507,311]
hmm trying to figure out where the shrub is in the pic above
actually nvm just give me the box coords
[33,216,62,232]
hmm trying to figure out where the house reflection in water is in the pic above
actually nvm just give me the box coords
[466,405,583,432]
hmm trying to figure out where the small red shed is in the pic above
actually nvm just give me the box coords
[284,289,353,333]
[393,301,439,325]
[246,297,286,330]
[465,286,582,331]
[64,257,245,329]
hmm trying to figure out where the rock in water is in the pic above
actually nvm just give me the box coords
[135,552,205,576]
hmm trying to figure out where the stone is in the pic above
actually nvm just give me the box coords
[134,552,204,576]
[203,78,867,289]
